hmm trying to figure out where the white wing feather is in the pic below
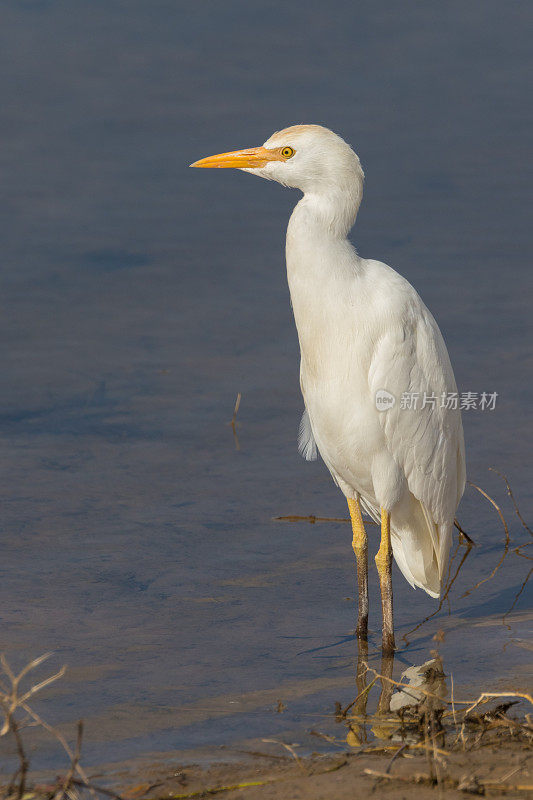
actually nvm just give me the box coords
[298,408,318,461]
[368,303,465,594]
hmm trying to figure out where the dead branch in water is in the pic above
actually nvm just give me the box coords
[461,480,511,598]
[503,566,533,623]
[273,514,377,525]
[453,518,476,545]
[489,466,532,537]
[229,392,241,450]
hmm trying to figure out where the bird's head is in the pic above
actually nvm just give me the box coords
[190,124,364,196]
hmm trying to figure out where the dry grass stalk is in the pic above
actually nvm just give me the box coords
[261,739,306,773]
[461,480,511,598]
[453,518,476,545]
[0,654,117,800]
[229,392,241,450]
[489,466,532,537]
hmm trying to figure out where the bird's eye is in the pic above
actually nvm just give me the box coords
[281,146,295,159]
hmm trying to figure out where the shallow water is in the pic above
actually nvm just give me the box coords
[0,0,531,771]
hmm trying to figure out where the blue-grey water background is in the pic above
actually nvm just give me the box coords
[1,0,531,772]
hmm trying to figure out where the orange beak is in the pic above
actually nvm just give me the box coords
[190,146,283,169]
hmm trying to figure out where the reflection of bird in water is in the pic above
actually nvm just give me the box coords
[191,125,465,652]
[346,641,396,745]
[346,648,447,747]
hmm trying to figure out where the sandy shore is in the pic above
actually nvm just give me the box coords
[114,743,532,799]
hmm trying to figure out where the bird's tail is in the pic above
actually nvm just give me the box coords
[361,494,452,598]
[391,498,452,598]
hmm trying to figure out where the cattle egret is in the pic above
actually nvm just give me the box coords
[191,125,465,652]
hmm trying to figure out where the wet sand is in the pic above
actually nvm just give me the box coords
[111,746,531,800]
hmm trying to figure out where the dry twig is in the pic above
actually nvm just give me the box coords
[229,392,241,450]
[489,467,532,537]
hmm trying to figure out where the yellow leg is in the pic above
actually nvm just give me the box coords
[347,498,368,639]
[375,508,395,653]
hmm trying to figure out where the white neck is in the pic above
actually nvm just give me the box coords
[290,183,362,241]
[285,185,364,363]
[285,184,363,282]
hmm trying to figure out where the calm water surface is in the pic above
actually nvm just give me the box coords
[0,0,531,770]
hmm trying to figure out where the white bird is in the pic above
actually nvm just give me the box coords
[191,125,465,652]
